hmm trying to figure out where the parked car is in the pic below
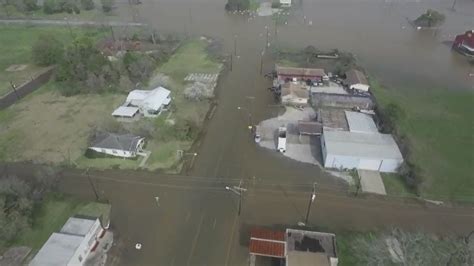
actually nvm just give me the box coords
[277,126,287,153]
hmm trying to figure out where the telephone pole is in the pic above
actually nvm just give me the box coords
[85,168,100,201]
[225,180,247,216]
[304,183,317,225]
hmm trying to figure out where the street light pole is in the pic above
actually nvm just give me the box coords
[304,183,317,225]
[85,168,100,201]
[234,35,237,56]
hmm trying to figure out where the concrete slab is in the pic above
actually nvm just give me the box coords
[358,170,386,195]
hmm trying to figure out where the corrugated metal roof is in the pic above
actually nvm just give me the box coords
[250,228,285,241]
[112,106,139,117]
[276,66,326,77]
[345,111,378,134]
[323,130,403,160]
[249,240,285,258]
[345,69,368,85]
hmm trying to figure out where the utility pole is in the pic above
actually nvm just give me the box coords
[304,183,317,225]
[85,168,100,201]
[230,54,233,71]
[225,180,247,216]
[234,35,237,56]
[260,50,265,75]
[451,0,457,11]
[9,81,19,99]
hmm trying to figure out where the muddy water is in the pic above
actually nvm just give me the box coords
[127,0,474,186]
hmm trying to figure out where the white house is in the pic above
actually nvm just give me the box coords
[88,132,145,158]
[344,69,370,92]
[280,0,291,7]
[112,86,171,118]
[30,217,103,266]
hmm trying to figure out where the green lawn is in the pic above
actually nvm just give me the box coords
[13,194,110,253]
[0,25,107,96]
[382,173,417,198]
[372,82,474,202]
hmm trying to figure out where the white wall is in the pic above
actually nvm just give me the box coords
[324,153,402,173]
[379,159,403,173]
[68,219,101,265]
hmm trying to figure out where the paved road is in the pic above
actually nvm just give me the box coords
[55,168,474,265]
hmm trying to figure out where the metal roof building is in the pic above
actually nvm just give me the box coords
[321,130,403,173]
[344,111,378,134]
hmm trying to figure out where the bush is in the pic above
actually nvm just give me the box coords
[414,9,445,28]
[101,0,114,12]
[23,0,39,11]
[123,52,156,84]
[271,1,281,8]
[80,0,94,10]
[32,34,64,66]
[43,0,60,14]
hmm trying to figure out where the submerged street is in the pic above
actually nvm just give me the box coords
[54,0,474,264]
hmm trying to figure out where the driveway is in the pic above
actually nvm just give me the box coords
[358,170,387,195]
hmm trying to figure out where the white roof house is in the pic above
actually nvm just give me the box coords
[280,0,291,7]
[345,111,378,134]
[112,87,171,118]
[321,130,403,172]
[30,217,102,266]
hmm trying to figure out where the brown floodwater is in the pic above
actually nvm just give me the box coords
[60,1,474,265]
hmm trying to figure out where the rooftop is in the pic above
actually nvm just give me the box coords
[111,106,139,117]
[60,217,98,236]
[286,251,331,266]
[310,85,348,95]
[323,130,403,160]
[276,66,326,77]
[249,228,286,258]
[345,111,378,134]
[29,233,84,266]
[286,229,337,258]
[282,83,310,98]
[345,69,368,86]
[127,87,171,111]
[90,132,143,152]
[298,121,323,135]
[319,108,349,131]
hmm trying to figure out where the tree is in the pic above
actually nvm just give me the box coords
[23,0,39,11]
[56,36,120,95]
[414,9,445,28]
[225,0,249,11]
[123,52,156,83]
[32,34,64,66]
[0,175,33,246]
[81,0,94,10]
[101,0,114,12]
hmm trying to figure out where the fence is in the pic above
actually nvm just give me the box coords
[0,67,55,110]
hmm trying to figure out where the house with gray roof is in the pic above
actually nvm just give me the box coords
[88,132,145,158]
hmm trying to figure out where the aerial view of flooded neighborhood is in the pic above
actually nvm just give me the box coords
[0,0,473,265]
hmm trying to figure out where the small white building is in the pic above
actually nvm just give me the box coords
[30,217,103,266]
[88,132,145,158]
[344,69,370,92]
[112,87,171,118]
[280,0,291,7]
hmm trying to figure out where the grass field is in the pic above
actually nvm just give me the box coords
[0,86,124,163]
[372,83,474,202]
[13,194,110,253]
[0,25,107,96]
[382,173,417,198]
[0,5,117,21]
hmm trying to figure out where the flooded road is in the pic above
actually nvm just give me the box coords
[60,1,474,265]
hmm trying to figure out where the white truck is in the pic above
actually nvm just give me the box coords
[277,126,287,153]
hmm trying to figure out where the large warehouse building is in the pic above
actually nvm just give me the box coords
[321,111,403,172]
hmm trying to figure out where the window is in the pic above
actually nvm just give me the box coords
[112,150,118,154]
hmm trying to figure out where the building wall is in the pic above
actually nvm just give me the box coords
[89,147,136,158]
[379,159,403,173]
[350,83,370,92]
[324,153,402,173]
[68,219,101,265]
